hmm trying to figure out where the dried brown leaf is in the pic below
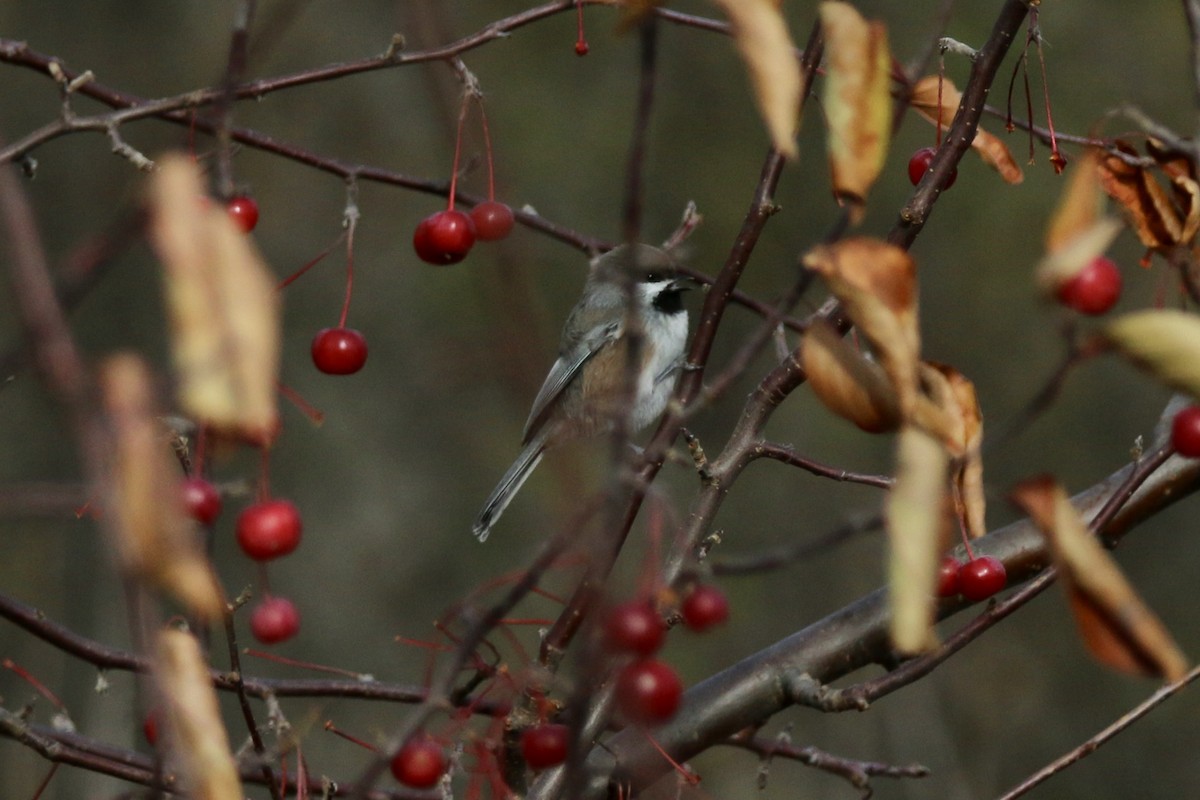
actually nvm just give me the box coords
[804,238,920,414]
[801,320,900,433]
[911,76,1024,184]
[154,629,243,799]
[1097,148,1182,251]
[887,425,950,654]
[820,1,891,215]
[1011,476,1188,681]
[101,355,223,620]
[713,0,803,159]
[150,154,280,442]
[1103,310,1200,399]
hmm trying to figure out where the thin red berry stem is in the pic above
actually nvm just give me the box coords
[324,720,380,752]
[959,527,978,560]
[277,231,345,291]
[338,210,357,329]
[638,728,700,786]
[447,97,470,211]
[30,763,58,800]
[276,380,325,425]
[576,0,588,53]
[1032,10,1064,171]
[474,97,498,202]
[3,658,67,711]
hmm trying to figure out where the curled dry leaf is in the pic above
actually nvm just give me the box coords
[910,76,1023,185]
[887,425,950,654]
[1103,310,1200,399]
[1011,476,1188,681]
[1147,137,1200,244]
[801,320,900,433]
[712,0,803,159]
[1096,143,1200,252]
[154,629,243,799]
[149,154,280,443]
[101,355,223,620]
[819,1,891,217]
[1037,148,1123,292]
[803,238,920,414]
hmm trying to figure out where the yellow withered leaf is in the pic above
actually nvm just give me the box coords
[910,76,1023,184]
[154,629,244,799]
[801,319,900,433]
[920,362,987,540]
[712,0,803,159]
[1103,310,1200,400]
[1011,476,1188,681]
[820,1,891,216]
[887,424,950,654]
[149,154,280,442]
[1038,149,1123,292]
[101,355,223,620]
[804,238,920,414]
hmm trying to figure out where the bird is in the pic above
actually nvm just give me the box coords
[472,243,690,541]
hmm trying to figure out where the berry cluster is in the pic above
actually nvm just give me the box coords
[236,499,304,644]
[601,584,729,726]
[179,473,304,646]
[412,92,516,265]
[938,554,1007,602]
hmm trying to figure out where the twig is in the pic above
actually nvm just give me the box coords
[995,663,1200,800]
[727,731,929,799]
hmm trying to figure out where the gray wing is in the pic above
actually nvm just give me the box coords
[521,320,620,443]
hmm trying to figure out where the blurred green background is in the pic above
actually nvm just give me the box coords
[1,1,1198,797]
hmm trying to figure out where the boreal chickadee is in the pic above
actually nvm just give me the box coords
[472,244,690,541]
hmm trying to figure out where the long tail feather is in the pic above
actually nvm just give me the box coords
[472,437,546,542]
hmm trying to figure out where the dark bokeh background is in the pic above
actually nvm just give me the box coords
[1,2,1198,798]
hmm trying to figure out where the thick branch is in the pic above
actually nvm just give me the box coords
[581,450,1200,794]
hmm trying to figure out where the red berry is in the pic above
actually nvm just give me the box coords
[249,596,300,644]
[1057,256,1122,315]
[604,601,665,656]
[680,584,729,632]
[521,723,569,769]
[413,209,476,265]
[236,499,302,561]
[616,659,682,725]
[227,195,260,233]
[907,147,957,188]
[181,477,222,525]
[1171,405,1200,457]
[311,327,368,375]
[390,738,446,788]
[142,710,159,745]
[470,201,515,242]
[959,556,1007,602]
[937,555,962,598]
[575,41,589,56]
